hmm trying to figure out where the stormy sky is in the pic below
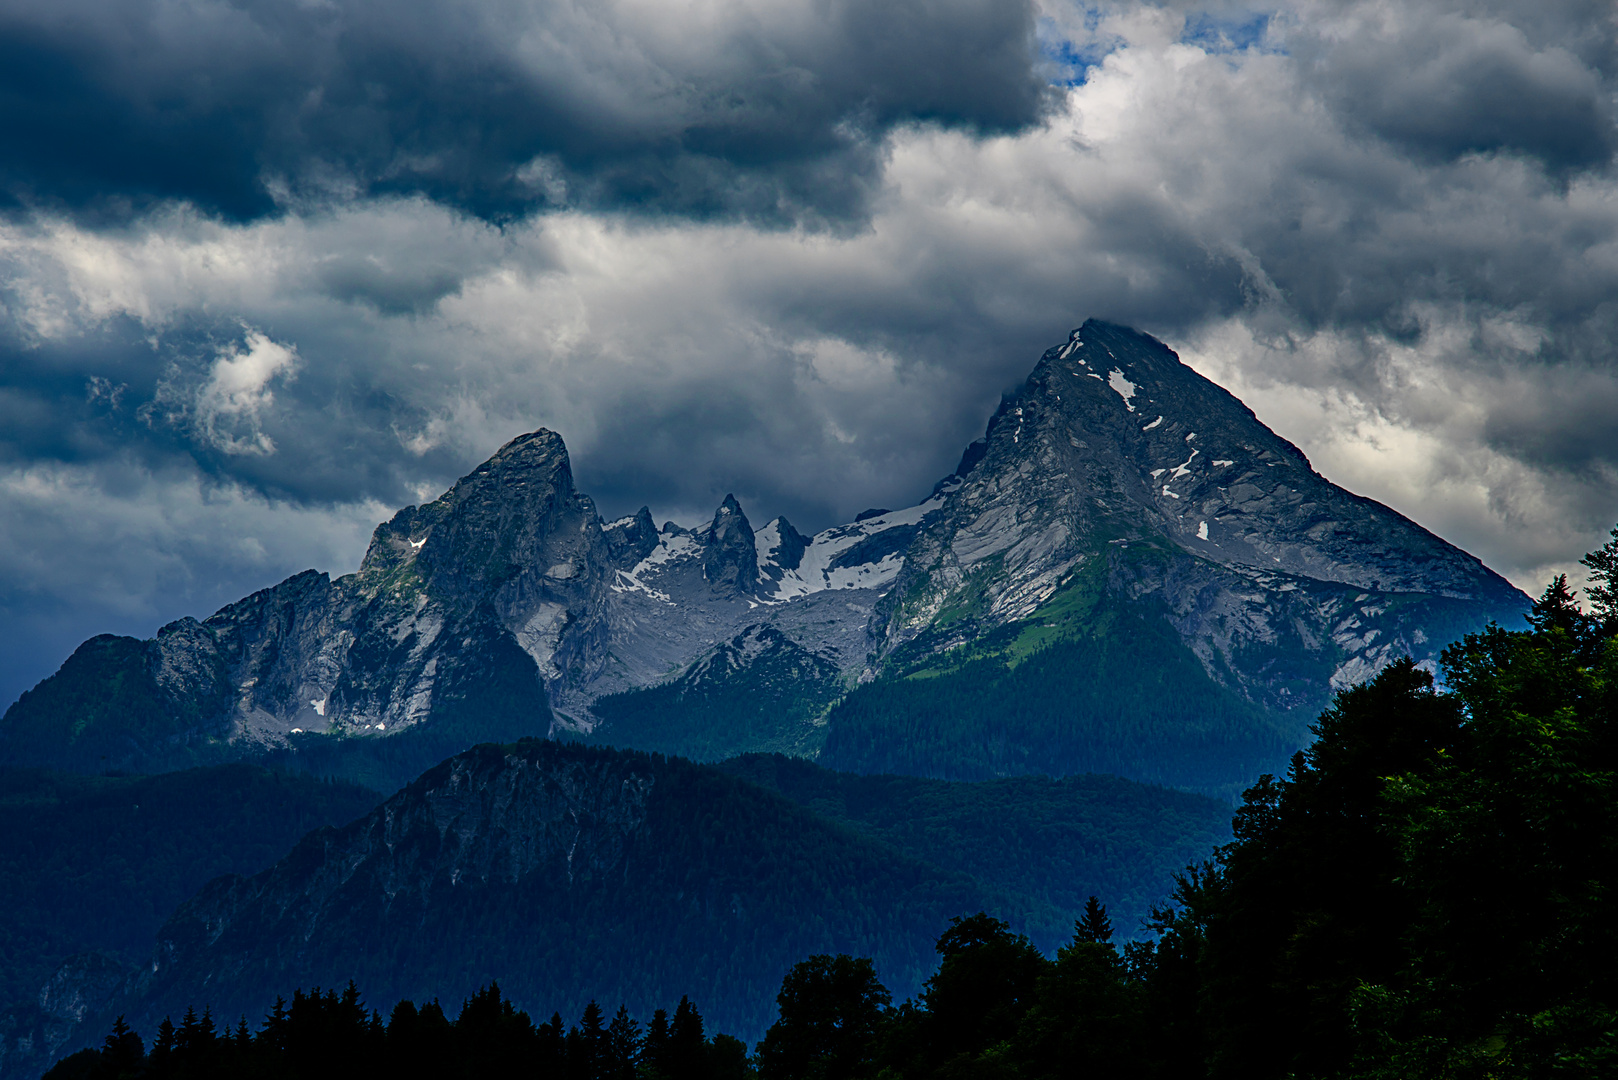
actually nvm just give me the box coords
[2,0,1616,708]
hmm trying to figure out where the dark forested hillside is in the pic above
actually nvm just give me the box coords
[713,755,1229,942]
[0,766,380,1010]
[97,743,1055,1048]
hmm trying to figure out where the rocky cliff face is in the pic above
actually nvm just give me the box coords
[1,320,1527,789]
[874,321,1525,712]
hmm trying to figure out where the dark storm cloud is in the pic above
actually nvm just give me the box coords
[0,0,1050,226]
[1293,5,1616,173]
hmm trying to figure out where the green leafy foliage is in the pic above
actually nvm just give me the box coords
[0,765,379,1009]
[756,955,889,1080]
[1135,567,1618,1079]
[760,913,1153,1080]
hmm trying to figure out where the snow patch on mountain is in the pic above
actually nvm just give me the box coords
[764,497,943,601]
[612,532,699,603]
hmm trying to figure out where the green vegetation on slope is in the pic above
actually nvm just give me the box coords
[0,636,231,775]
[0,765,380,1009]
[820,590,1293,798]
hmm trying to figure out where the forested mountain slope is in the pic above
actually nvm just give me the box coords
[0,766,379,1079]
[34,740,1225,1062]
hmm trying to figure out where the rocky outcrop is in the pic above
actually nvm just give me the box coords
[702,495,759,595]
[0,954,127,1080]
[604,507,660,568]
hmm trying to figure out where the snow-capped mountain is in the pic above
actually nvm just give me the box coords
[0,321,1527,793]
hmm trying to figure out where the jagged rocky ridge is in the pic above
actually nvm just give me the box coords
[1,321,1527,791]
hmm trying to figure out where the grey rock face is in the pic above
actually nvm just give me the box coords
[4,320,1528,779]
[0,954,126,1080]
[763,517,809,575]
[604,507,660,568]
[874,320,1527,714]
[702,494,759,595]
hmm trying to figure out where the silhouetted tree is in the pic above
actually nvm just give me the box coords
[605,1005,641,1080]
[1075,896,1113,944]
[757,954,890,1080]
[666,997,707,1080]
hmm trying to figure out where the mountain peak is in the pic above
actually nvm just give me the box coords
[874,321,1526,715]
[704,494,758,595]
[2,321,1528,798]
[604,506,659,568]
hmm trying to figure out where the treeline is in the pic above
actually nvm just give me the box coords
[46,985,748,1080]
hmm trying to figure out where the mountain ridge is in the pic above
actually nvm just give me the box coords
[0,320,1528,794]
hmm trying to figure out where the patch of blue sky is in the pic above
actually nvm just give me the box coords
[1035,10,1121,88]
[1180,10,1279,55]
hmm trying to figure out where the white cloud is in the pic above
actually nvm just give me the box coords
[190,331,301,455]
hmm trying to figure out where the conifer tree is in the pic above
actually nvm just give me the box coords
[149,1017,176,1069]
[605,1005,641,1080]
[642,1008,671,1078]
[577,1000,607,1080]
[538,1011,567,1070]
[1529,573,1587,634]
[1582,524,1618,621]
[101,1015,145,1075]
[667,997,707,1080]
[1075,896,1113,944]
[260,996,289,1058]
